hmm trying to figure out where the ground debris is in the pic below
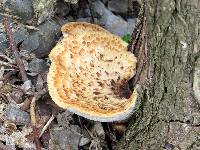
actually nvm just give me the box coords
[0,123,34,149]
[4,104,30,125]
[49,126,81,150]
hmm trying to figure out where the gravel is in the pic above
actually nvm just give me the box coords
[4,105,31,125]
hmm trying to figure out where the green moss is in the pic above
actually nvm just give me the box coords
[122,34,132,44]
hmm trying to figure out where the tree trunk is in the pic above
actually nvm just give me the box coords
[119,0,200,149]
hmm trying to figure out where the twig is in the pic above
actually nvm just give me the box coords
[30,89,47,150]
[30,95,41,150]
[0,60,18,68]
[39,115,55,138]
[3,18,28,82]
[1,68,17,71]
[30,96,36,125]
[32,126,42,150]
[25,25,39,31]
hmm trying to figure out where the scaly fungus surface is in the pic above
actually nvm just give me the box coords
[47,22,138,122]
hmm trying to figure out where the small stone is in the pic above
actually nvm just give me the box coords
[21,80,32,93]
[107,0,128,14]
[164,143,175,150]
[79,137,90,146]
[28,58,48,74]
[49,126,81,150]
[91,0,130,37]
[4,105,31,125]
[21,33,40,52]
[13,27,29,45]
[3,0,34,22]
[21,20,61,58]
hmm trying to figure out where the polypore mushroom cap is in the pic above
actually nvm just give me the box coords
[47,22,138,122]
[61,22,110,36]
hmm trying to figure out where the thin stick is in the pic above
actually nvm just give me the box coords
[0,60,18,68]
[30,89,47,150]
[3,18,28,82]
[39,115,55,138]
[30,94,42,150]
[30,96,37,125]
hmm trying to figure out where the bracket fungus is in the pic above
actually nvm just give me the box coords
[47,22,138,122]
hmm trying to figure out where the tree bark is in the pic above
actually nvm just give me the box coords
[119,0,200,149]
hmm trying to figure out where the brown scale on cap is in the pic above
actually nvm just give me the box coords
[47,22,138,122]
[111,80,132,99]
